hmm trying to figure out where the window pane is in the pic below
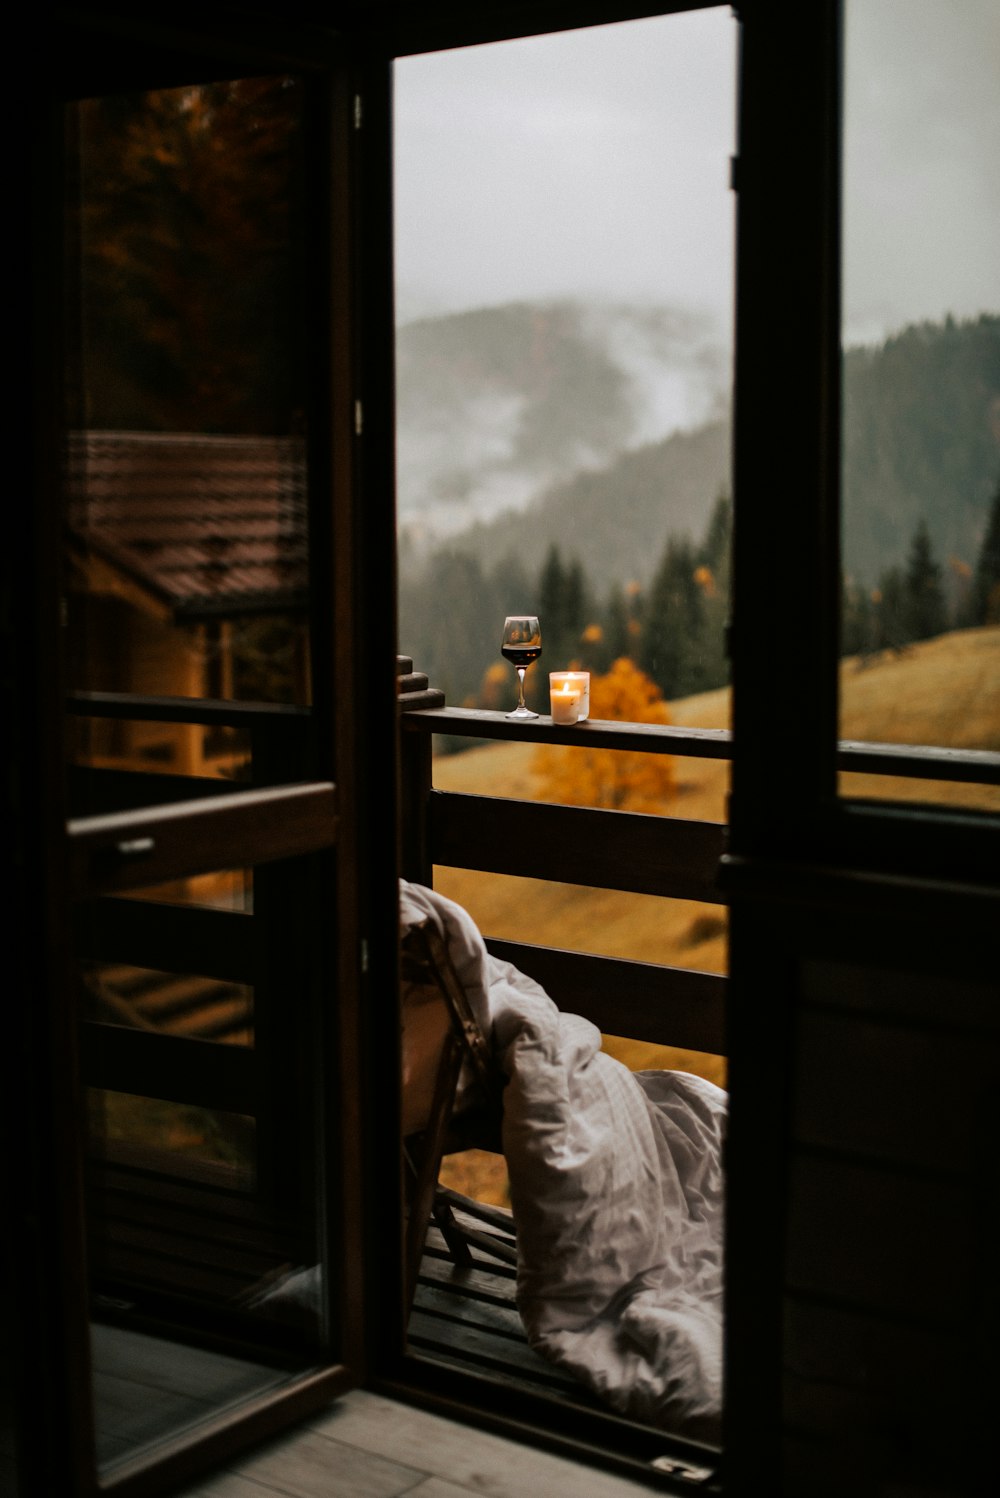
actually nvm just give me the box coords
[88,1089,256,1190]
[66,78,312,710]
[840,0,1000,811]
[82,963,253,1044]
[80,853,328,1472]
[118,870,254,913]
[70,715,252,781]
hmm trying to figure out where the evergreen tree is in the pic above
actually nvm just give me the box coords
[78,78,307,433]
[599,586,633,670]
[903,518,947,641]
[538,544,590,670]
[640,536,703,697]
[565,559,587,643]
[841,575,875,658]
[692,492,732,690]
[967,481,1000,625]
[700,492,733,582]
[872,565,908,653]
[539,545,568,641]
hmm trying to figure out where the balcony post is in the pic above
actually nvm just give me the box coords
[397,656,444,886]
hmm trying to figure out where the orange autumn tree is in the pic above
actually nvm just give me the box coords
[533,656,675,811]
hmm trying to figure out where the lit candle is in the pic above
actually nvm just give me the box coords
[549,673,583,724]
[562,670,590,721]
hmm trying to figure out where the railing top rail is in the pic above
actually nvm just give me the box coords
[68,690,311,726]
[837,739,1000,784]
[401,704,1000,786]
[67,694,1000,784]
[401,705,732,759]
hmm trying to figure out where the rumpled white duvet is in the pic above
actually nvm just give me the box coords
[400,879,726,1442]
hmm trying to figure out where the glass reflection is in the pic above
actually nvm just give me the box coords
[840,0,1000,808]
[69,716,252,782]
[65,71,326,1475]
[67,76,311,710]
[88,1089,256,1191]
[81,963,253,1044]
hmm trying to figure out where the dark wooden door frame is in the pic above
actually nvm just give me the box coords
[9,8,402,1495]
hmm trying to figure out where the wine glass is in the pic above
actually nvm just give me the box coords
[500,615,542,720]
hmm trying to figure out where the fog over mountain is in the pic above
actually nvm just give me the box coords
[395,297,729,552]
[396,306,999,601]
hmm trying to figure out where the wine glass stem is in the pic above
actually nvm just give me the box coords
[516,666,527,710]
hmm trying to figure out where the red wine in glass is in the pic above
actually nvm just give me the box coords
[500,616,542,719]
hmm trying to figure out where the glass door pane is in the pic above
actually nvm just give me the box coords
[81,846,331,1476]
[67,75,312,705]
[839,0,1000,813]
[62,59,342,1479]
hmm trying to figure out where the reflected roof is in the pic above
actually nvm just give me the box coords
[66,431,308,619]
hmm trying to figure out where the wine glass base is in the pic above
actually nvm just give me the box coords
[506,706,539,720]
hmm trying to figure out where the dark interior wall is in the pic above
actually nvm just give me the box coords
[727,876,999,1498]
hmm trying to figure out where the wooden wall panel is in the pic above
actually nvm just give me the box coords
[792,1009,999,1173]
[779,956,998,1497]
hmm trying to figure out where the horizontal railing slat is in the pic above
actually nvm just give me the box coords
[69,765,248,815]
[81,1023,258,1114]
[487,940,726,1055]
[75,898,255,984]
[69,781,337,897]
[837,739,1000,784]
[429,790,726,904]
[68,690,311,727]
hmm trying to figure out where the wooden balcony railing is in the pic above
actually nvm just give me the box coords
[397,656,1000,1060]
[67,678,1000,1087]
[59,675,999,1315]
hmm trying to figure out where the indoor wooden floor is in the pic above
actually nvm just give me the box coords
[175,1387,667,1498]
[69,1204,711,1498]
[171,1207,699,1496]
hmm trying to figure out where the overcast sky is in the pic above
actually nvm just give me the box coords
[393,0,1000,350]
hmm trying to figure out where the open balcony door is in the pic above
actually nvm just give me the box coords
[10,8,402,1496]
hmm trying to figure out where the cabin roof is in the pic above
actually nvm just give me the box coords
[66,431,309,620]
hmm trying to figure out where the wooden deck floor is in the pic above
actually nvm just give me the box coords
[408,1212,602,1408]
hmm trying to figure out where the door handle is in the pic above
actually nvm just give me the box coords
[114,837,156,860]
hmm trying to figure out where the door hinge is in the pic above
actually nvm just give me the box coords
[354,399,363,436]
[360,937,370,974]
[354,93,362,130]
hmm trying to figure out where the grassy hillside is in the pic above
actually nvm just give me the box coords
[435,627,998,1202]
[838,626,1000,805]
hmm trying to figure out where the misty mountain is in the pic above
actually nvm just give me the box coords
[842,314,1000,585]
[395,297,728,549]
[398,308,999,598]
[452,417,731,595]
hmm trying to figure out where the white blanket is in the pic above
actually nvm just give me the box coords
[400,880,726,1442]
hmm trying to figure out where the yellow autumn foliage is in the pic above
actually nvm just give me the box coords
[533,656,675,810]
